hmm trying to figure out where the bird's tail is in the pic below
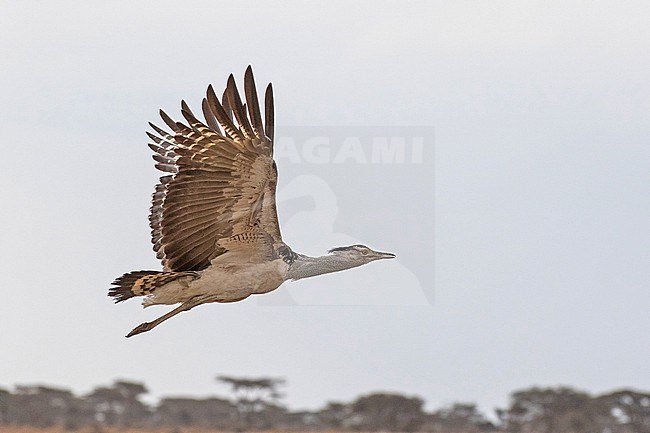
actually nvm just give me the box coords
[109,270,198,303]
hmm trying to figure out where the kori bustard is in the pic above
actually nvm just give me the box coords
[110,67,395,337]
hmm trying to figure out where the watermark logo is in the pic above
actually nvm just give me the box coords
[275,136,424,164]
[255,126,434,307]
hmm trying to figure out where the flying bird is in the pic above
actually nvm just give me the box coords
[110,67,395,337]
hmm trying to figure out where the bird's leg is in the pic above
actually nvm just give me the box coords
[126,297,205,338]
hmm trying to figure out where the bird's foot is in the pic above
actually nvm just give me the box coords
[124,299,198,337]
[126,322,153,338]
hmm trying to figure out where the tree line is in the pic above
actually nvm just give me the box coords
[0,377,648,432]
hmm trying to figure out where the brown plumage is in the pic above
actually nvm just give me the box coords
[111,66,395,337]
[147,68,280,272]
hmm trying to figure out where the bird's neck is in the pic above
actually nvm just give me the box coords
[287,253,362,281]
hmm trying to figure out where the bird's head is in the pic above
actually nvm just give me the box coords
[327,244,396,264]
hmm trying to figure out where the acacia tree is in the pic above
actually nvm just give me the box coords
[317,401,349,429]
[8,385,80,428]
[593,390,650,433]
[348,392,425,431]
[500,386,600,433]
[85,380,150,427]
[427,403,496,432]
[216,375,285,430]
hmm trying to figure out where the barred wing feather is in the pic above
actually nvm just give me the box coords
[147,66,282,272]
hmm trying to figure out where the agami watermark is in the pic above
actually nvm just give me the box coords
[275,135,424,164]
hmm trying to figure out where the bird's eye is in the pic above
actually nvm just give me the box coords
[361,250,369,255]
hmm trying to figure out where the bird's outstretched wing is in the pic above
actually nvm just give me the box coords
[147,66,282,271]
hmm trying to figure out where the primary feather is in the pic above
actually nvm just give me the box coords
[110,66,395,337]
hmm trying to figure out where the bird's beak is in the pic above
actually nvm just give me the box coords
[374,251,396,260]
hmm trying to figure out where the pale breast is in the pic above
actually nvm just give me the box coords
[249,258,290,294]
[178,257,289,302]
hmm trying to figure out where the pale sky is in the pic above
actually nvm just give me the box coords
[0,1,648,416]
